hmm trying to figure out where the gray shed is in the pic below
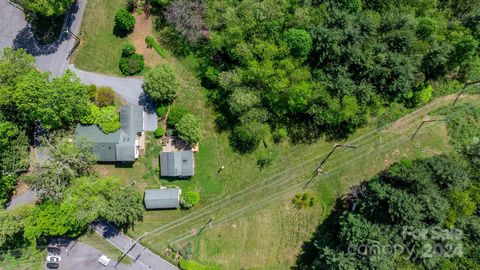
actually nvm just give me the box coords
[160,150,194,177]
[144,188,181,209]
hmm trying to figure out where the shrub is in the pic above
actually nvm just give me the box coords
[257,155,273,170]
[143,65,178,104]
[154,127,164,138]
[273,127,288,143]
[114,9,136,34]
[292,192,316,209]
[0,175,16,205]
[80,104,101,125]
[146,36,167,57]
[230,124,263,154]
[284,28,312,58]
[96,87,115,107]
[119,54,144,75]
[179,260,221,270]
[97,106,121,133]
[176,114,202,146]
[180,191,200,209]
[126,0,137,12]
[156,105,169,118]
[166,106,190,127]
[122,42,136,57]
[86,84,97,102]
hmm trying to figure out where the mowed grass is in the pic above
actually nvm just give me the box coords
[72,0,127,75]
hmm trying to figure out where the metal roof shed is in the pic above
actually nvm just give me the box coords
[160,150,194,177]
[144,188,181,209]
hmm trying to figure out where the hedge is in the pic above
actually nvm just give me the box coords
[146,36,167,58]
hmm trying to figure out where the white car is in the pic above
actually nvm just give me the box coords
[47,255,61,262]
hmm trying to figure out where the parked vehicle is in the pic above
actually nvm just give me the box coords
[46,262,59,269]
[47,255,61,262]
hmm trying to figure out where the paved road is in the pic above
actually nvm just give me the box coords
[91,221,179,270]
[0,0,86,76]
[69,64,158,131]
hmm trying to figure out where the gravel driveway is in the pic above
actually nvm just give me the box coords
[69,64,158,131]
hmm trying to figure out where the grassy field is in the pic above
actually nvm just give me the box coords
[72,0,127,75]
[0,248,46,270]
[72,1,480,268]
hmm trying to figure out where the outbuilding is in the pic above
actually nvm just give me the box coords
[160,150,194,177]
[144,188,182,209]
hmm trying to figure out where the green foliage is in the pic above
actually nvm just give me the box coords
[96,106,121,133]
[176,114,202,146]
[0,210,24,248]
[179,260,221,270]
[119,54,144,75]
[446,105,480,153]
[122,42,136,57]
[449,33,479,67]
[95,87,116,107]
[114,8,136,33]
[0,175,16,206]
[376,102,408,127]
[156,105,169,118]
[417,16,437,38]
[230,124,263,154]
[146,36,167,57]
[292,193,316,209]
[154,127,164,138]
[86,84,97,102]
[302,153,479,269]
[167,106,190,127]
[180,191,200,209]
[80,105,121,133]
[272,127,288,143]
[143,65,178,104]
[283,28,312,58]
[11,70,91,129]
[27,136,97,201]
[20,0,75,17]
[257,154,273,170]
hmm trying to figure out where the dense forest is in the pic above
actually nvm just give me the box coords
[295,104,480,269]
[154,0,480,152]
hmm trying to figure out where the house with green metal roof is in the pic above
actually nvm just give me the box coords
[160,150,194,177]
[144,188,181,209]
[75,106,145,162]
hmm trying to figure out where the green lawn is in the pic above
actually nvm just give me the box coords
[72,0,127,75]
[72,1,480,268]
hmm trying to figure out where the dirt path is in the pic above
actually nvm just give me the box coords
[130,13,163,67]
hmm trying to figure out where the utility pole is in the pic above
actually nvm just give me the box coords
[453,80,480,106]
[66,28,81,59]
[410,119,446,141]
[197,218,214,236]
[115,232,147,267]
[304,143,357,189]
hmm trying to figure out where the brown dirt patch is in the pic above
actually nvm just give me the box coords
[130,14,162,67]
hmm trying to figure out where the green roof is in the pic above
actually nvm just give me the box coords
[75,106,144,162]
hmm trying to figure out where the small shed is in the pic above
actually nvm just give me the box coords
[160,150,194,177]
[144,188,181,209]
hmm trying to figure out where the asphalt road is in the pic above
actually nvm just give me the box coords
[91,221,179,270]
[0,0,86,77]
[69,64,158,131]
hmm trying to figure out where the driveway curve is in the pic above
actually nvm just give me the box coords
[69,64,158,131]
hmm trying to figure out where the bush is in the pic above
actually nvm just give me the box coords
[96,87,115,107]
[180,191,200,209]
[119,54,144,75]
[114,9,136,34]
[292,192,316,209]
[167,106,190,127]
[0,175,16,205]
[126,0,137,12]
[176,114,202,146]
[86,84,97,102]
[97,106,121,133]
[156,105,169,118]
[257,155,273,170]
[143,65,178,104]
[122,42,136,57]
[273,127,288,143]
[230,124,262,154]
[154,127,164,138]
[146,36,167,57]
[179,260,221,270]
